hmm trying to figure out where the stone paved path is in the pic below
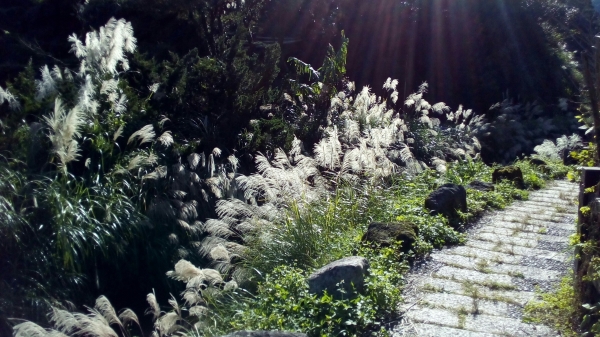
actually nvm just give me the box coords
[392,180,579,337]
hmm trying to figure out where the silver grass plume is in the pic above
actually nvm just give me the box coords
[77,74,100,115]
[94,296,122,328]
[112,124,124,141]
[314,126,342,170]
[68,18,137,76]
[146,291,161,321]
[157,131,174,147]
[534,133,582,160]
[118,309,139,329]
[36,65,59,101]
[43,304,122,337]
[127,124,155,146]
[43,98,85,173]
[0,85,21,110]
[13,322,69,337]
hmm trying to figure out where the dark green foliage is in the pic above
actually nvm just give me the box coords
[244,117,296,153]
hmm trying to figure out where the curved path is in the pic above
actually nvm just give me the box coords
[392,180,578,337]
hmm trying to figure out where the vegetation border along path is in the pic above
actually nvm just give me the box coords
[393,180,578,336]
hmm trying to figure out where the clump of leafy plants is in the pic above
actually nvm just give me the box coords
[523,276,580,337]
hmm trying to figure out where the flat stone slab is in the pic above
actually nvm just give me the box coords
[430,254,561,281]
[418,292,520,317]
[433,266,514,288]
[406,307,554,336]
[394,323,503,337]
[465,239,566,262]
[445,246,524,265]
[485,220,572,235]
[473,232,539,248]
[478,226,568,242]
[412,276,535,306]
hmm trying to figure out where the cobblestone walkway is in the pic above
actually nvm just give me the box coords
[392,180,579,337]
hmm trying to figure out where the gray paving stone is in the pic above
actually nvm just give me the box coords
[445,246,523,265]
[418,292,520,317]
[394,323,503,337]
[412,276,535,306]
[429,254,561,281]
[488,220,572,235]
[406,307,554,336]
[478,226,569,242]
[465,239,566,261]
[472,232,539,248]
[433,266,514,287]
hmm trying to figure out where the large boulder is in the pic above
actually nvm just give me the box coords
[308,256,369,299]
[362,222,417,252]
[492,166,524,188]
[424,183,467,220]
[223,332,307,337]
[466,180,495,192]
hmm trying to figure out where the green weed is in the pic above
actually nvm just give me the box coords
[523,276,579,337]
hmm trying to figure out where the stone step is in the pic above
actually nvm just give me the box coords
[430,254,561,281]
[405,307,554,336]
[417,292,521,318]
[445,246,524,265]
[495,215,572,227]
[465,240,567,262]
[433,266,514,289]
[472,232,539,249]
[484,220,573,236]
[398,323,504,337]
[410,276,535,306]
[478,226,569,242]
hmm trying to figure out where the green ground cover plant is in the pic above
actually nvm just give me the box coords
[523,275,580,337]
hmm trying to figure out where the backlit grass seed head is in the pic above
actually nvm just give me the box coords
[43,98,85,172]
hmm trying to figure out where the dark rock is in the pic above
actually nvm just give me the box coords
[529,159,550,174]
[362,222,417,252]
[492,166,524,189]
[223,332,307,337]
[467,180,495,192]
[308,256,369,299]
[424,183,467,221]
[529,158,547,166]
